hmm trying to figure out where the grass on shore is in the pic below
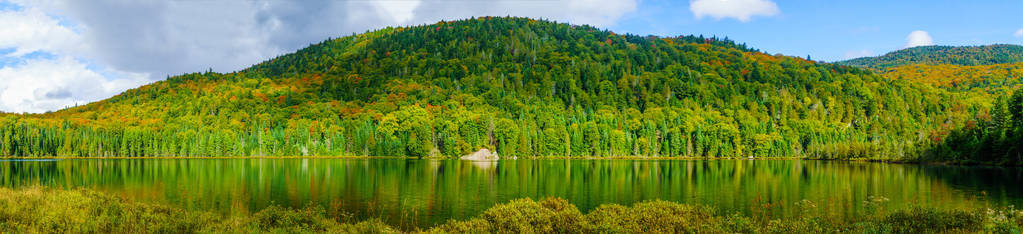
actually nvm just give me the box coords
[0,187,1021,233]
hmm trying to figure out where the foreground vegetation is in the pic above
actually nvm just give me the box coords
[1,187,1021,233]
[0,187,394,233]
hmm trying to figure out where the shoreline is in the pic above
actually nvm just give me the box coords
[1,155,1018,167]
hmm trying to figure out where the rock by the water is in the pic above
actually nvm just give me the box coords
[460,149,499,161]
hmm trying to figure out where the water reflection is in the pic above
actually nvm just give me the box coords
[0,159,1020,229]
[469,161,498,170]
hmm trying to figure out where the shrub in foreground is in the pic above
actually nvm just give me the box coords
[1,187,1021,233]
[0,187,396,233]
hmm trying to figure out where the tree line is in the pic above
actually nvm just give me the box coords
[0,17,993,161]
[930,87,1023,165]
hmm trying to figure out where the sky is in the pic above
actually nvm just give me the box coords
[0,0,1022,113]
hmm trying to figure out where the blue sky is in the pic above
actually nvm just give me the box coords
[1,0,1022,113]
[608,0,1023,61]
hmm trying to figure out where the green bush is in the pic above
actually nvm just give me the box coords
[0,187,396,233]
[878,208,982,233]
[0,187,1020,233]
[432,198,586,233]
[584,200,725,233]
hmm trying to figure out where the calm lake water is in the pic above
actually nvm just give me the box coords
[1,159,1021,228]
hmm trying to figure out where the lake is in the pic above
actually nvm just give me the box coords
[1,159,1021,229]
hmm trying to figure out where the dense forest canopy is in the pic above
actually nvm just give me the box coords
[838,44,1023,71]
[879,61,1023,164]
[0,17,1017,164]
[883,63,1023,91]
[861,46,1023,165]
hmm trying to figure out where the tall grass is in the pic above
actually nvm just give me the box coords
[0,187,1020,233]
[0,187,394,233]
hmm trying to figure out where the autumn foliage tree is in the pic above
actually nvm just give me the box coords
[0,17,996,161]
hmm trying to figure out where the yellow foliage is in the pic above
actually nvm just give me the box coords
[883,62,1023,88]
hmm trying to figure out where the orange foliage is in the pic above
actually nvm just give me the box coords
[338,106,362,117]
[884,62,1023,87]
[254,92,269,102]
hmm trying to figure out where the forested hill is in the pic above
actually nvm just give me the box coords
[838,44,1023,165]
[838,44,1023,70]
[0,17,983,161]
[841,44,1023,98]
[880,63,1023,92]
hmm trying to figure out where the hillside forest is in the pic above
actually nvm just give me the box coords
[0,17,1020,165]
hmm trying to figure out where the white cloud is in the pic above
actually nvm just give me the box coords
[690,0,780,22]
[0,0,639,113]
[16,0,638,79]
[8,0,410,79]
[564,0,638,26]
[410,0,638,27]
[843,50,874,60]
[0,2,149,113]
[0,0,404,113]
[0,56,148,113]
[1014,28,1023,38]
[370,0,422,24]
[0,6,81,57]
[905,30,934,48]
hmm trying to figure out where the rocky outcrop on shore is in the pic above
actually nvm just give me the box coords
[460,149,499,161]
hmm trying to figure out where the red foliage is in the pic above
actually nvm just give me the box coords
[254,92,269,102]
[964,119,978,130]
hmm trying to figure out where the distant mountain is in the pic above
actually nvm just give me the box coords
[881,62,1023,92]
[838,44,1023,70]
[0,17,977,161]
